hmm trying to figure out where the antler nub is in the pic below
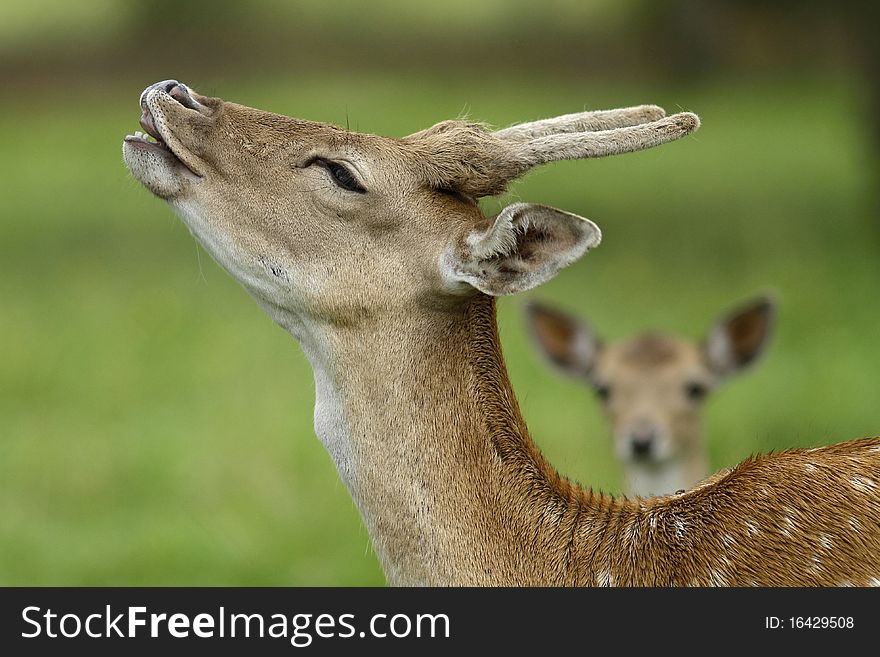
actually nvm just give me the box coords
[516,112,700,167]
[404,106,700,198]
[494,105,667,141]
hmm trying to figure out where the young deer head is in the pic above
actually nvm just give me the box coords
[525,298,776,497]
[122,81,694,327]
[124,80,880,586]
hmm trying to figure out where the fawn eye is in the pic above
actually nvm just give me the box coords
[594,384,611,402]
[314,159,365,193]
[685,382,708,401]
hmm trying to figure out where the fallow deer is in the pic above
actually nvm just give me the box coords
[123,80,880,586]
[525,297,776,497]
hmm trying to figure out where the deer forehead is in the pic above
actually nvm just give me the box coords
[184,97,447,192]
[177,103,480,232]
[597,335,708,385]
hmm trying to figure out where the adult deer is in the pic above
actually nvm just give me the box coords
[123,80,880,586]
[525,297,776,497]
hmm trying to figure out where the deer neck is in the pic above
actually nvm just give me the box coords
[286,294,596,585]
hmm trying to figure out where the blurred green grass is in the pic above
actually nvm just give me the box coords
[1,72,878,585]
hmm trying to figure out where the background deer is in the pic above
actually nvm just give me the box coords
[525,297,776,497]
[123,79,880,586]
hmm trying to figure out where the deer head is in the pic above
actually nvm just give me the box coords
[123,81,880,588]
[123,80,699,332]
[525,297,776,496]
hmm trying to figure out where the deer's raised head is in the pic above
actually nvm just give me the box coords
[122,81,880,587]
[525,297,775,496]
[123,80,698,329]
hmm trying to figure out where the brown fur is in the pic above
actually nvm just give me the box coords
[402,120,527,197]
[620,334,681,367]
[123,81,879,586]
[473,296,880,586]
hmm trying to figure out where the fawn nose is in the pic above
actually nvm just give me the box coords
[630,431,655,459]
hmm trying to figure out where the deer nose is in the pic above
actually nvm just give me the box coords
[168,83,202,110]
[140,80,180,108]
[630,431,655,458]
[140,80,201,111]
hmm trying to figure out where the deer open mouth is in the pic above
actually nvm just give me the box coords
[123,84,201,177]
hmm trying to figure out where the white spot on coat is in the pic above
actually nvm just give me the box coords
[675,518,686,539]
[850,476,876,493]
[597,570,613,587]
[709,569,727,586]
[780,516,796,537]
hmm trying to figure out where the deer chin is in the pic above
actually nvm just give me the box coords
[123,137,198,197]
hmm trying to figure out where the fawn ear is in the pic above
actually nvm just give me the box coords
[524,302,600,378]
[443,203,601,296]
[705,296,776,377]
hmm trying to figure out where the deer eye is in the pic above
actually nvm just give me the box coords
[594,384,611,402]
[685,382,708,401]
[314,159,366,193]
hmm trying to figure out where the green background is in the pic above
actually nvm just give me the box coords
[1,1,878,585]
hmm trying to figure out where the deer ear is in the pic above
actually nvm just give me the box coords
[443,203,601,296]
[704,296,776,377]
[524,302,600,378]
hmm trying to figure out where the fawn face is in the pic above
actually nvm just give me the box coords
[590,335,714,463]
[526,298,775,478]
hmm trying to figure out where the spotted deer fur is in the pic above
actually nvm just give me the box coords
[123,80,880,586]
